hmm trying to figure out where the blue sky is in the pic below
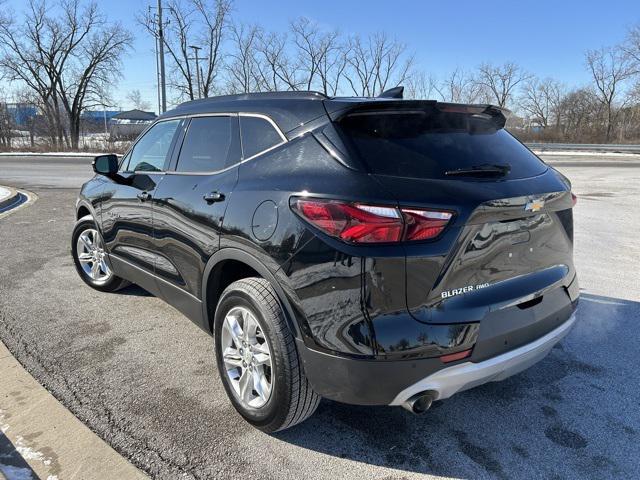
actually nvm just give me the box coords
[2,0,639,112]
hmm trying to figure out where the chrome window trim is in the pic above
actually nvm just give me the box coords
[163,112,288,176]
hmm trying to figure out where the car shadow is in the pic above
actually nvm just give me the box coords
[273,292,640,479]
[0,431,38,479]
[116,284,152,297]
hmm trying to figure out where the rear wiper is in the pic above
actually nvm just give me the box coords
[445,164,511,177]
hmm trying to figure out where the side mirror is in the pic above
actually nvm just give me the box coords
[92,154,119,176]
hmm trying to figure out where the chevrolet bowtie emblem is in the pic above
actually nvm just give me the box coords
[525,199,544,212]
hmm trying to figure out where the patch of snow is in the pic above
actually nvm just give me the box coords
[14,438,50,465]
[0,187,10,201]
[0,412,54,474]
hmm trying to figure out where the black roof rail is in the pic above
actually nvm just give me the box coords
[174,90,328,110]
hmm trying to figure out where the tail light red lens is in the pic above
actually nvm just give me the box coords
[293,198,453,244]
[571,192,577,206]
[402,209,453,241]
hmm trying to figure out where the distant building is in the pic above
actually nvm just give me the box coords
[82,110,121,122]
[110,109,157,138]
[5,103,37,127]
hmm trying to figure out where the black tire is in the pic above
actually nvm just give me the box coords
[71,215,129,292]
[214,277,320,432]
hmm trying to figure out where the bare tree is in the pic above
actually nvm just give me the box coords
[140,0,230,101]
[520,77,565,129]
[435,68,487,103]
[623,24,640,73]
[0,0,132,149]
[224,23,261,93]
[559,87,602,141]
[0,88,13,149]
[585,46,634,141]
[315,31,348,96]
[405,71,436,100]
[141,0,195,101]
[127,89,151,111]
[475,62,530,108]
[191,0,232,97]
[289,17,347,95]
[253,29,300,91]
[344,32,413,96]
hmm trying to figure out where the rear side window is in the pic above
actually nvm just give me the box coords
[336,111,547,180]
[176,116,237,172]
[240,116,283,159]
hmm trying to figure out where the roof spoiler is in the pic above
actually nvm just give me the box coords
[326,100,508,129]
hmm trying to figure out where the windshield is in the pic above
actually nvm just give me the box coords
[336,110,547,180]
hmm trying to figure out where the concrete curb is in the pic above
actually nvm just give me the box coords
[0,152,100,158]
[0,186,19,210]
[0,340,148,480]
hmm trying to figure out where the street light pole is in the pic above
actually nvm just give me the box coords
[189,45,203,99]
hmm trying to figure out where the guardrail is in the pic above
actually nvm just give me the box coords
[526,143,640,153]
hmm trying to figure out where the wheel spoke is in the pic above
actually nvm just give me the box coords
[253,352,270,366]
[90,261,100,279]
[252,366,270,401]
[99,258,110,275]
[79,234,93,251]
[225,314,244,347]
[239,368,253,402]
[223,347,243,368]
[242,311,258,343]
[78,252,92,262]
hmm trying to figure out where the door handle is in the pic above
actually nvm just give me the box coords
[203,191,225,203]
[137,191,152,202]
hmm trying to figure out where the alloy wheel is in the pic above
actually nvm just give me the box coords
[221,306,273,408]
[76,228,112,285]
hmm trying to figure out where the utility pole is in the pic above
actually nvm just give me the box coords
[157,0,167,113]
[189,45,203,99]
[151,6,161,116]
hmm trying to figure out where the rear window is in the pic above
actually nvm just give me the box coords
[336,110,547,179]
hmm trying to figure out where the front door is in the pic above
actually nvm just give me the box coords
[101,119,183,280]
[151,115,241,327]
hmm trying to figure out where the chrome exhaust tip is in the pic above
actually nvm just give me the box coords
[402,391,436,414]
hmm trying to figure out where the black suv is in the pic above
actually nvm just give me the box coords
[72,90,579,432]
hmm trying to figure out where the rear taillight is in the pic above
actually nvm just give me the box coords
[402,209,453,241]
[292,198,453,244]
[571,192,577,206]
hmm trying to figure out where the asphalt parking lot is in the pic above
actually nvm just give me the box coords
[0,154,639,479]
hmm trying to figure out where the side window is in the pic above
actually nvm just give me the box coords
[126,119,181,172]
[240,116,283,159]
[175,116,236,172]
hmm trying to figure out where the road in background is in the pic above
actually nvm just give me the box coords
[0,154,639,479]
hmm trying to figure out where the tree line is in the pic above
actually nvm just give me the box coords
[1,0,640,150]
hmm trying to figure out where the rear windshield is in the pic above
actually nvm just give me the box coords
[335,110,547,179]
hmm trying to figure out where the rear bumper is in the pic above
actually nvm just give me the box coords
[389,312,576,405]
[297,310,576,406]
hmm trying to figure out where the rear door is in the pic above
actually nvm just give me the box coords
[151,114,241,323]
[331,103,576,323]
[102,118,182,276]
